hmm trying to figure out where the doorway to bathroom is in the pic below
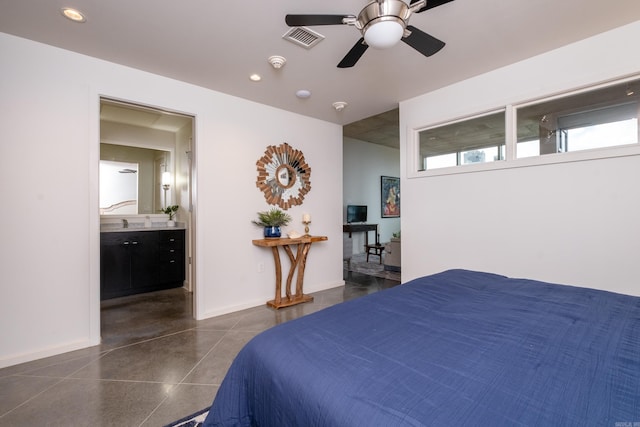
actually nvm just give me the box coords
[98,97,196,340]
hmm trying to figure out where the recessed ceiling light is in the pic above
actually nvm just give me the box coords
[296,89,311,99]
[61,7,86,23]
[249,74,262,82]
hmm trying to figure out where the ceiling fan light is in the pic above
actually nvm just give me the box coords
[364,20,404,49]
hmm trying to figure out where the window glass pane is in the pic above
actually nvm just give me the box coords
[516,79,639,158]
[460,147,500,165]
[419,111,505,171]
[517,139,540,158]
[424,153,457,170]
[566,119,637,152]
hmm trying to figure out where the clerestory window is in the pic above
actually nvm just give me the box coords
[516,79,638,158]
[415,76,639,174]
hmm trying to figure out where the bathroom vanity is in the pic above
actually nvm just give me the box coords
[100,228,185,300]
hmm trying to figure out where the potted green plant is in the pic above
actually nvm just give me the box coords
[162,205,179,227]
[252,208,292,238]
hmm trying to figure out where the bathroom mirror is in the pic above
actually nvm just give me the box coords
[100,98,192,215]
[99,144,170,215]
[100,160,139,214]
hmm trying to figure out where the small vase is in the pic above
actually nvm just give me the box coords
[264,226,281,238]
[167,220,176,227]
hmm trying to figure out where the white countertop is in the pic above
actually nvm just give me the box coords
[100,223,186,233]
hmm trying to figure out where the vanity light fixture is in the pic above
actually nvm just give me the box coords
[61,7,86,23]
[162,171,171,191]
[162,171,171,209]
[249,74,262,82]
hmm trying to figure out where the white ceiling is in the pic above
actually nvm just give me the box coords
[2,0,640,129]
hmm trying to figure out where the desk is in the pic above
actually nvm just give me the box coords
[343,224,378,249]
[253,236,328,309]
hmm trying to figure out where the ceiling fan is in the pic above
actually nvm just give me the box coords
[285,0,453,68]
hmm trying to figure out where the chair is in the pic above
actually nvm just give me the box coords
[365,233,384,264]
[383,237,401,272]
[343,235,353,270]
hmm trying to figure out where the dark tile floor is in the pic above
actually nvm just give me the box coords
[0,270,399,426]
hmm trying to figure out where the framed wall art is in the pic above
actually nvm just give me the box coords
[381,176,400,218]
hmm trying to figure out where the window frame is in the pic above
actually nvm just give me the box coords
[408,75,640,179]
[417,108,507,172]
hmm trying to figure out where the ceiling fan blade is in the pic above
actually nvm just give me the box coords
[337,38,369,68]
[411,0,454,13]
[402,25,445,57]
[285,14,350,26]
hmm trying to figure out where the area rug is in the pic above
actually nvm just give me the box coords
[346,253,401,282]
[164,407,209,427]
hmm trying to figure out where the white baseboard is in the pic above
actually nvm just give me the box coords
[197,280,346,321]
[0,338,99,369]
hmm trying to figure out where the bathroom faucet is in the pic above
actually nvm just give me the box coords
[122,219,128,228]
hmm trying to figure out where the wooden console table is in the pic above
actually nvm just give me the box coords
[252,235,328,309]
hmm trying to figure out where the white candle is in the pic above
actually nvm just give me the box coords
[302,213,311,223]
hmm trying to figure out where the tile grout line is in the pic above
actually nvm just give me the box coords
[1,283,381,424]
[138,318,246,427]
[0,349,118,419]
[0,376,68,420]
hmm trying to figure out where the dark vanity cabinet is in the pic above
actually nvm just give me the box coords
[100,229,185,300]
[156,230,186,287]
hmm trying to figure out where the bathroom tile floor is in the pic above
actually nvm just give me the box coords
[0,270,399,427]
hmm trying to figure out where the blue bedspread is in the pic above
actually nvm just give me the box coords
[204,270,640,426]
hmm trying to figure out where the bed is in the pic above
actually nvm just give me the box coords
[204,269,640,426]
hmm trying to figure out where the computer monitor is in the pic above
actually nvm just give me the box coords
[346,205,367,223]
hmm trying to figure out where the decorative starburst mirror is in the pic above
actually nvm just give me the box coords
[256,143,311,210]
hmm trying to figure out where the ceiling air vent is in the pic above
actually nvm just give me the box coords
[282,27,325,49]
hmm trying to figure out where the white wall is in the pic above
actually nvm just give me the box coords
[343,137,400,251]
[400,21,640,296]
[0,32,343,367]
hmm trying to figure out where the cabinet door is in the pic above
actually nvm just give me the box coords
[129,231,159,292]
[100,233,133,299]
